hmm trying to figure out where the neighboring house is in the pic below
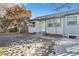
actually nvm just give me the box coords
[28,10,79,38]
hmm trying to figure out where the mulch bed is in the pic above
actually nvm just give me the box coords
[44,34,64,38]
[15,32,36,39]
[0,32,36,39]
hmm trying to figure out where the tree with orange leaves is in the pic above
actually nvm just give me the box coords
[3,5,31,33]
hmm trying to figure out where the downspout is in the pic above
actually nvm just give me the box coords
[54,19,57,34]
[45,19,47,34]
[63,16,65,36]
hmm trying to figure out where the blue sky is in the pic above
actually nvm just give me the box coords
[24,3,79,19]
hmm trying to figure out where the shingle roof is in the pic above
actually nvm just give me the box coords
[31,9,79,21]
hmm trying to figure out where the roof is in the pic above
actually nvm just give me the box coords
[31,9,79,21]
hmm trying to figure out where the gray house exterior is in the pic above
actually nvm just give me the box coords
[28,10,79,38]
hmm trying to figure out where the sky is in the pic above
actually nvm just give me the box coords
[24,3,79,19]
[1,3,79,19]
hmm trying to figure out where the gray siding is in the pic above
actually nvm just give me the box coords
[29,14,79,38]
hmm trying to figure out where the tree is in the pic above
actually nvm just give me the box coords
[3,5,31,33]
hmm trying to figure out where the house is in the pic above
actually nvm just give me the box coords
[28,10,79,38]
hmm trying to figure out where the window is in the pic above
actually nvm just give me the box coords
[32,22,35,27]
[67,16,77,25]
[30,22,35,27]
[47,19,61,27]
[48,23,54,27]
[55,19,61,27]
[47,20,54,27]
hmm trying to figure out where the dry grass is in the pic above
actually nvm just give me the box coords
[43,39,56,48]
[0,48,6,55]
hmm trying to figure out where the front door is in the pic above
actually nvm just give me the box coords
[40,21,46,32]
